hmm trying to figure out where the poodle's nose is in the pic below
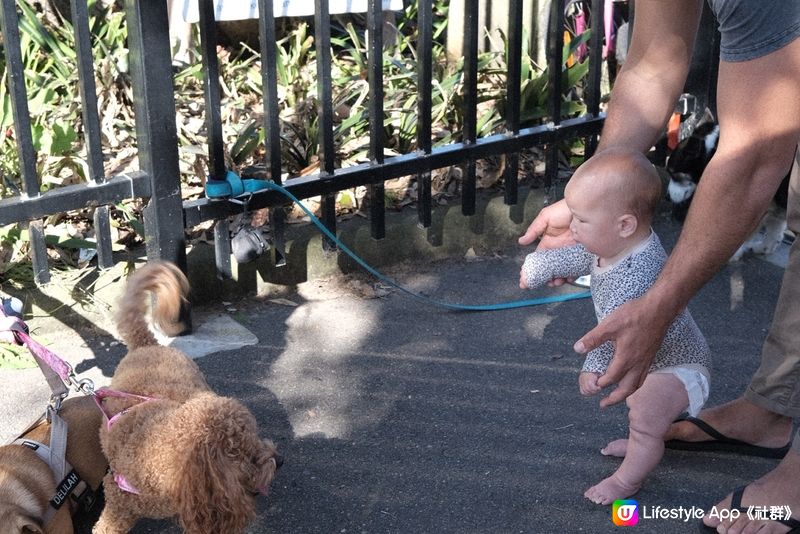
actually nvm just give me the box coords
[275,453,284,469]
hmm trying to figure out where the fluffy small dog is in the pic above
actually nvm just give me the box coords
[666,110,790,260]
[0,395,106,534]
[93,262,281,534]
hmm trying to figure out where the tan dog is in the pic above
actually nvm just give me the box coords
[93,262,281,534]
[0,395,107,533]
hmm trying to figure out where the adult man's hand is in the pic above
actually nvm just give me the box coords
[518,199,577,287]
[518,199,575,249]
[573,295,671,407]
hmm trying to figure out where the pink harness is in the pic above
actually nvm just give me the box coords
[93,387,157,431]
[93,387,159,494]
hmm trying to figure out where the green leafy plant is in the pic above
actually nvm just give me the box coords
[0,343,36,369]
[515,29,592,124]
[0,0,131,196]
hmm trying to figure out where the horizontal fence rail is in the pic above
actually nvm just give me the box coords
[0,173,152,226]
[183,115,606,228]
[0,0,610,283]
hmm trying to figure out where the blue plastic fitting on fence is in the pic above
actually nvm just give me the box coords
[205,170,271,199]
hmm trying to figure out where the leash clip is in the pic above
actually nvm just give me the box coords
[75,377,96,396]
[61,362,96,396]
[45,398,64,422]
[228,191,254,208]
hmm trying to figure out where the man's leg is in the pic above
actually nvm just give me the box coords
[666,145,800,451]
[701,147,800,534]
[745,145,800,421]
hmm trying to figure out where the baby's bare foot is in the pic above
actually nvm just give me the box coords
[600,439,628,457]
[584,474,641,505]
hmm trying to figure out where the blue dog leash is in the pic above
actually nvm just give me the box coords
[216,178,591,311]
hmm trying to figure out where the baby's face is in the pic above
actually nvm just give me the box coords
[564,183,627,258]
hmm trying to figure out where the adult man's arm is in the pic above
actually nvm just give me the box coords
[518,1,702,252]
[595,0,702,153]
[581,4,800,406]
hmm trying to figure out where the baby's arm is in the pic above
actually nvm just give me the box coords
[519,244,593,289]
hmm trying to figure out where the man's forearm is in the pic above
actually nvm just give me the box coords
[646,156,781,318]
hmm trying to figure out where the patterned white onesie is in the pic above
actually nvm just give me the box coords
[521,232,711,376]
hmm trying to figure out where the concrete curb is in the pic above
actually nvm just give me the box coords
[188,187,549,301]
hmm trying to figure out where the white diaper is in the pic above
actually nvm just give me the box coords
[653,364,710,417]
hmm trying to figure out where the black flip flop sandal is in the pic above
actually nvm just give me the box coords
[666,416,791,459]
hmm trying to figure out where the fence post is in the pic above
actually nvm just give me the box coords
[125,0,187,272]
[683,2,720,117]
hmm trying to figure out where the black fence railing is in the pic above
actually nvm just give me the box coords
[0,0,610,284]
[0,0,185,284]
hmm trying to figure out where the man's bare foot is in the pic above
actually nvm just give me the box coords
[664,397,792,448]
[703,449,800,533]
[600,439,628,457]
[584,473,641,505]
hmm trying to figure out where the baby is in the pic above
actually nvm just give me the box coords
[520,147,711,505]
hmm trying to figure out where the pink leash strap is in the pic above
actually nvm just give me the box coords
[113,473,141,495]
[2,316,70,399]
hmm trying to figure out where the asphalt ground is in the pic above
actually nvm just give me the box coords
[1,213,793,534]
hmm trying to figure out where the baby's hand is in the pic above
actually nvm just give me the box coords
[520,252,545,289]
[519,266,529,289]
[579,372,602,396]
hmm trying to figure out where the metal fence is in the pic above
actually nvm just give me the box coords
[0,0,185,284]
[0,0,609,284]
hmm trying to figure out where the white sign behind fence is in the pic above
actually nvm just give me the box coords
[182,0,403,21]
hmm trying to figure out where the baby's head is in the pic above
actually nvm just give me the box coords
[564,147,662,259]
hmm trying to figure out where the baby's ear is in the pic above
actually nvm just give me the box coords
[617,213,638,238]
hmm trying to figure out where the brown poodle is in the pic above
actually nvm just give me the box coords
[93,262,281,534]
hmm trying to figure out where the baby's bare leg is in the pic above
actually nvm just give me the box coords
[585,373,689,505]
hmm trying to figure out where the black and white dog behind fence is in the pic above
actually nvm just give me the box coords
[665,110,791,261]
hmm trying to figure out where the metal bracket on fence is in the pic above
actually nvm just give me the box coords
[229,193,271,265]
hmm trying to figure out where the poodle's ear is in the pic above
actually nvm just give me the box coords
[173,403,257,534]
